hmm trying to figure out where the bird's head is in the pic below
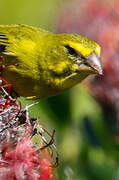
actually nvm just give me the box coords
[40,33,102,92]
[62,34,102,74]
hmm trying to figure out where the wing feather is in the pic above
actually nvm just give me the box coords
[0,24,40,56]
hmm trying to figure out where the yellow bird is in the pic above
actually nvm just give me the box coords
[0,24,102,99]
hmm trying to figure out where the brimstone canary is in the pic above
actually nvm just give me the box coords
[0,24,102,99]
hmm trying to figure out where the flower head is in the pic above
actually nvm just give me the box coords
[0,78,57,180]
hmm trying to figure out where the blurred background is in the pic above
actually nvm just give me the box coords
[1,0,119,179]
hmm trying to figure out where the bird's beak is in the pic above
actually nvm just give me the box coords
[85,53,103,75]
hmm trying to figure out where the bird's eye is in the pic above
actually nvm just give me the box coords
[65,45,78,57]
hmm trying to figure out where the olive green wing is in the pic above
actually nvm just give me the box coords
[0,24,42,57]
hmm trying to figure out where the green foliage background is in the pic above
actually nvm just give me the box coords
[1,0,119,179]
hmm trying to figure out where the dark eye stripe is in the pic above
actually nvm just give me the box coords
[65,45,78,57]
